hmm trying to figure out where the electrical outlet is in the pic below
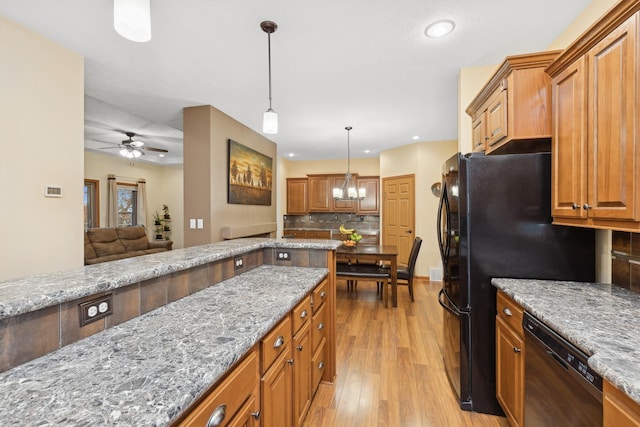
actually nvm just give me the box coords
[79,294,113,327]
[277,251,291,260]
[234,257,244,269]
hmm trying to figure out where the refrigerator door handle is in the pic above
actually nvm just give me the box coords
[437,182,451,265]
[438,288,461,317]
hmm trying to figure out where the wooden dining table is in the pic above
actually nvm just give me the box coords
[336,244,398,308]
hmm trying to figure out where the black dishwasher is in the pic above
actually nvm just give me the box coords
[523,312,602,427]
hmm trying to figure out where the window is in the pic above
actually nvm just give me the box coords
[117,183,138,226]
[84,179,100,230]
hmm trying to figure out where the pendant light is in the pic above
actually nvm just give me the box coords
[333,126,366,200]
[261,21,278,134]
[113,0,151,42]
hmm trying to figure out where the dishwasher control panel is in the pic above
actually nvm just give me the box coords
[523,312,602,392]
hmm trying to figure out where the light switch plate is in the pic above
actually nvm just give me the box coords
[197,219,204,229]
[44,185,62,198]
[189,219,196,229]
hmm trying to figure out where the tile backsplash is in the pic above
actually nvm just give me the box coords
[611,231,640,293]
[283,213,380,233]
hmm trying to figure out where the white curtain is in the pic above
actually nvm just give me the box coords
[106,174,117,227]
[136,179,148,229]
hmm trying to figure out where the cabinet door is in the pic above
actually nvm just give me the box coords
[261,348,293,427]
[356,177,380,215]
[604,380,640,427]
[287,178,308,215]
[227,394,260,427]
[587,14,637,221]
[292,322,312,427]
[551,56,588,219]
[496,316,524,427]
[471,115,487,152]
[330,176,357,212]
[486,88,508,150]
[308,176,331,212]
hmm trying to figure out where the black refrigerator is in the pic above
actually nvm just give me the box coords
[436,152,595,415]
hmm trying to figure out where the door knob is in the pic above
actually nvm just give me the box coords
[405,230,413,234]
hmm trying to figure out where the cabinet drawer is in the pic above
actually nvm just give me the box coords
[311,279,328,313]
[292,295,311,335]
[311,337,326,393]
[306,230,331,239]
[261,315,292,372]
[283,230,306,239]
[312,302,327,353]
[497,291,523,335]
[177,349,258,427]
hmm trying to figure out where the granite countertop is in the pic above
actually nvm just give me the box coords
[0,264,328,426]
[0,237,340,320]
[493,278,640,404]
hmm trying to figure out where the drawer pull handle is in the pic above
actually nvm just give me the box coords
[297,345,303,351]
[300,309,308,319]
[206,404,226,427]
[318,361,325,369]
[571,203,580,210]
[317,322,325,330]
[513,347,522,353]
[320,291,326,299]
[273,335,285,348]
[502,307,512,317]
[252,411,260,420]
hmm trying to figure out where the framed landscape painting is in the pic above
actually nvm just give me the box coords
[228,139,272,206]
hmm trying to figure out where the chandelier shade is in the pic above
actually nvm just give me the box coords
[333,126,366,201]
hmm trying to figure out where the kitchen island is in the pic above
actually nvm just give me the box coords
[0,238,340,426]
[492,278,640,405]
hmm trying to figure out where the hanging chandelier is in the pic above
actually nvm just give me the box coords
[333,126,366,200]
[113,0,152,42]
[261,21,278,134]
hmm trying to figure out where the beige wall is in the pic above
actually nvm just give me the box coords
[0,16,84,281]
[183,105,277,246]
[84,151,184,249]
[380,140,458,278]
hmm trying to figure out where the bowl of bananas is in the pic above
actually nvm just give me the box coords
[339,224,363,247]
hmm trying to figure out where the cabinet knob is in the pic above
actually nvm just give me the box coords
[252,411,260,420]
[583,204,592,210]
[318,361,325,369]
[287,358,295,365]
[571,203,580,210]
[513,347,522,353]
[502,307,512,317]
[320,291,326,299]
[318,322,325,330]
[296,345,303,351]
[206,404,226,427]
[300,310,308,319]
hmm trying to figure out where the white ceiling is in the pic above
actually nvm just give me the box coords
[0,0,592,165]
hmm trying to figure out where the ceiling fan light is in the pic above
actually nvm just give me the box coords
[132,149,142,158]
[263,108,278,134]
[114,0,151,43]
[119,148,129,157]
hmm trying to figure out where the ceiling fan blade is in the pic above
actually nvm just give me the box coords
[143,146,169,153]
[92,139,119,145]
[98,146,119,150]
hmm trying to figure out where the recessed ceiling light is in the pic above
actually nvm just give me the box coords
[425,20,455,38]
[412,135,420,140]
[288,153,295,157]
[364,149,371,154]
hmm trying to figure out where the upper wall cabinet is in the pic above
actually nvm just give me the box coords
[287,178,309,215]
[546,1,639,232]
[466,51,561,155]
[286,175,380,215]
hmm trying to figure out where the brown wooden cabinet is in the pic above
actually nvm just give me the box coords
[283,230,331,239]
[604,380,640,427]
[495,291,524,427]
[467,51,560,155]
[292,296,312,427]
[307,175,331,212]
[547,4,640,231]
[287,178,308,215]
[356,176,380,215]
[176,349,260,427]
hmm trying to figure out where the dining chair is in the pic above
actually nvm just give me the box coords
[378,236,422,302]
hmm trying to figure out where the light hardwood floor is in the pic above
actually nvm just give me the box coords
[303,278,510,427]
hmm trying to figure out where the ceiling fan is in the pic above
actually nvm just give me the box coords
[98,131,169,158]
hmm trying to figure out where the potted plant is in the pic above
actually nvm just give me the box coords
[162,204,170,219]
[153,211,162,226]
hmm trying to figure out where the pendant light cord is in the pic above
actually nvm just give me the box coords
[267,31,273,109]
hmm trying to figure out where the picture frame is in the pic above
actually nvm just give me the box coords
[227,139,272,206]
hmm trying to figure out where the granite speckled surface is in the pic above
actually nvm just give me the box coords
[0,264,328,426]
[0,237,340,319]
[493,278,640,405]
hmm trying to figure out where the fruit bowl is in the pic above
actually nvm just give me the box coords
[343,240,357,247]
